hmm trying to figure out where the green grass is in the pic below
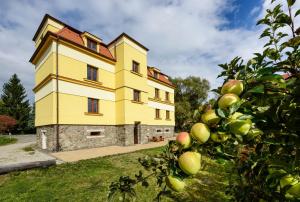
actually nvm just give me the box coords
[0,147,232,202]
[0,136,17,146]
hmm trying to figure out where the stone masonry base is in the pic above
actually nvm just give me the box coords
[36,124,175,152]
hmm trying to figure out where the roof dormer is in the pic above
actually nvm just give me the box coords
[81,31,102,53]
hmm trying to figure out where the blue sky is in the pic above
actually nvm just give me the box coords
[0,0,295,103]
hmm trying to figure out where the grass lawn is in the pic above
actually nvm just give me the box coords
[0,136,17,146]
[0,147,232,202]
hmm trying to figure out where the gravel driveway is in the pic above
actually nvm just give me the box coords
[0,135,56,174]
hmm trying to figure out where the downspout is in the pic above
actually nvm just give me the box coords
[56,36,60,152]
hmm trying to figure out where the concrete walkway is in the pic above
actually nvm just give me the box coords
[52,138,174,162]
[0,136,56,174]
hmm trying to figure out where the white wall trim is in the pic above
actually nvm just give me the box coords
[35,79,115,102]
[147,80,174,93]
[148,101,174,111]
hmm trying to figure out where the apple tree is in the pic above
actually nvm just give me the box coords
[108,0,300,201]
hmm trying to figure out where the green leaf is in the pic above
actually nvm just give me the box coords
[295,9,300,17]
[216,108,227,118]
[287,0,296,6]
[247,84,265,94]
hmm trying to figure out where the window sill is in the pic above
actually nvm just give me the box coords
[155,118,162,120]
[130,70,143,77]
[84,112,103,116]
[83,78,103,85]
[86,135,105,139]
[131,100,144,104]
[165,119,172,121]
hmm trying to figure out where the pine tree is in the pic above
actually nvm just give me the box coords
[1,74,31,133]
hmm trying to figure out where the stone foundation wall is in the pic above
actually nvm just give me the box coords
[36,124,175,152]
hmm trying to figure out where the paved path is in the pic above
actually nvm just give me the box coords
[0,136,56,174]
[52,138,175,162]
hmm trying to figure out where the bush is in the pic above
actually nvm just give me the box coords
[0,115,17,134]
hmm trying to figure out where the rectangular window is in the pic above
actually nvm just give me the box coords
[133,90,141,102]
[154,71,159,79]
[88,98,98,113]
[90,131,101,136]
[165,92,169,101]
[155,88,160,99]
[87,38,97,51]
[132,61,139,73]
[87,65,97,81]
[155,109,160,119]
[166,110,170,119]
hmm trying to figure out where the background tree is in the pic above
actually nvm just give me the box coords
[171,76,210,131]
[0,74,31,133]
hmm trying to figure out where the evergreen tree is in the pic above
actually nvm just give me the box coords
[1,74,31,133]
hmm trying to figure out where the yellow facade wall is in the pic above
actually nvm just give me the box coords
[58,93,116,125]
[35,92,56,126]
[35,53,55,85]
[57,54,115,89]
[35,24,61,48]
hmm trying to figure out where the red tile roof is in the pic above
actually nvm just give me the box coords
[55,27,114,60]
[147,67,174,87]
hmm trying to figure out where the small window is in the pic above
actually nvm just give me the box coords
[133,90,141,102]
[90,131,101,136]
[88,98,98,113]
[132,61,139,73]
[155,88,160,99]
[154,71,159,79]
[87,38,97,51]
[165,128,170,133]
[156,129,162,133]
[155,109,160,119]
[87,65,98,81]
[166,110,170,119]
[165,92,169,101]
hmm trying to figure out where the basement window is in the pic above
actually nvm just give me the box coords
[90,131,101,136]
[156,129,162,134]
[165,128,170,133]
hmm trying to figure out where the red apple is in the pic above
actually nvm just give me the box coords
[190,123,210,144]
[218,93,240,109]
[176,132,191,149]
[178,151,201,175]
[201,109,220,126]
[165,175,186,192]
[221,80,244,95]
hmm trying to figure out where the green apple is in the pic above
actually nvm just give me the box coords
[211,132,229,143]
[190,123,210,144]
[280,174,298,188]
[221,80,244,95]
[286,182,300,198]
[176,132,191,149]
[201,109,220,126]
[229,119,252,136]
[218,93,240,109]
[165,175,186,192]
[178,151,201,175]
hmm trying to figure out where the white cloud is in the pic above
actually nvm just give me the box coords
[0,0,281,102]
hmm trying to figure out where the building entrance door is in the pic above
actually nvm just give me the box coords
[134,122,140,144]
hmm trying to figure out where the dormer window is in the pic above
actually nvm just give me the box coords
[153,71,159,79]
[87,38,97,51]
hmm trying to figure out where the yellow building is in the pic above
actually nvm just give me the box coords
[30,14,175,151]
